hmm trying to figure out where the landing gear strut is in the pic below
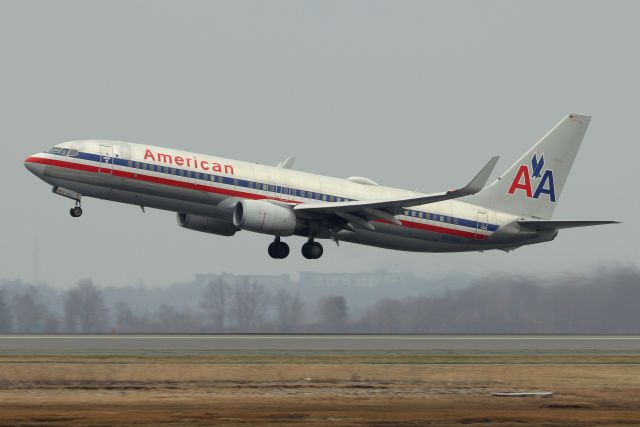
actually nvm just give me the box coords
[302,238,323,259]
[268,237,290,259]
[69,200,83,218]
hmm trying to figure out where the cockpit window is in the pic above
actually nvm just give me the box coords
[67,149,79,157]
[48,147,69,156]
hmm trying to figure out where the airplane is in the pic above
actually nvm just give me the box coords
[24,113,618,259]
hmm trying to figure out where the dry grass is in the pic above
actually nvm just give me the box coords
[0,355,639,426]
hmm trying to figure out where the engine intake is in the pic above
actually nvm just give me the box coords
[233,199,297,236]
[177,213,239,236]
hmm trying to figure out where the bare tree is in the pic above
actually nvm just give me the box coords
[114,301,150,333]
[318,295,348,331]
[63,279,109,333]
[154,304,199,333]
[275,289,305,332]
[230,279,269,330]
[0,289,12,333]
[199,279,228,331]
[12,286,46,333]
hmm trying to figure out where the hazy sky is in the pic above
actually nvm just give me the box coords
[1,1,637,288]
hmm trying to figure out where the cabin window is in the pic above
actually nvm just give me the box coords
[67,149,79,157]
[127,161,133,167]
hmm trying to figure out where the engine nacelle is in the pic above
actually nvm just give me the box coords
[177,213,239,236]
[232,199,297,236]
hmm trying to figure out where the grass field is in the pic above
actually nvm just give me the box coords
[0,355,639,426]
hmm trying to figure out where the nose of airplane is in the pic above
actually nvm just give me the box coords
[24,155,46,178]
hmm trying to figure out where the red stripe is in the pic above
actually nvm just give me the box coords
[26,156,98,173]
[399,219,484,240]
[26,156,299,203]
[26,156,485,240]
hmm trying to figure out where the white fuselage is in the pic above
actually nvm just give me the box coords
[24,140,555,253]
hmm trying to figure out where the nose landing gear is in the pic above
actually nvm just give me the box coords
[268,237,290,259]
[69,200,83,218]
[52,187,83,218]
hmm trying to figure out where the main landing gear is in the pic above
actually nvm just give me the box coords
[268,237,290,259]
[302,238,323,259]
[267,237,324,259]
[69,200,83,218]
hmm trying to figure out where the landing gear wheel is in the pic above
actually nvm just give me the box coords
[70,206,83,218]
[268,242,278,258]
[268,239,290,259]
[276,242,290,259]
[302,241,323,259]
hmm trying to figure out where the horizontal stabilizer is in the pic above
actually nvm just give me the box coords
[518,220,620,231]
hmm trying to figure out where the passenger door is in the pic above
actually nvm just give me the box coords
[99,145,114,174]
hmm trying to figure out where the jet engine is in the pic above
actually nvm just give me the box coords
[232,199,297,236]
[177,213,239,236]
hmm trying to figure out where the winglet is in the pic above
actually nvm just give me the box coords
[276,156,296,169]
[455,156,500,195]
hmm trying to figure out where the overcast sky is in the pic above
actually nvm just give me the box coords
[1,1,637,288]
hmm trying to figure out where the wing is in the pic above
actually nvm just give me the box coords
[293,156,500,230]
[518,220,620,231]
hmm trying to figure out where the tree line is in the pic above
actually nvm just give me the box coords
[0,267,638,334]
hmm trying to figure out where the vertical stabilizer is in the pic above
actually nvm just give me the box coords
[468,113,591,219]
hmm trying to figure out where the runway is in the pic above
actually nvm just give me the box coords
[1,335,640,356]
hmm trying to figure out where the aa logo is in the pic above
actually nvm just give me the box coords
[507,153,556,202]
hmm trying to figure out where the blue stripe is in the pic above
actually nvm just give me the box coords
[52,151,499,232]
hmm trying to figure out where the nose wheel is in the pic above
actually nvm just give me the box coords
[302,240,323,259]
[268,237,290,259]
[69,201,83,218]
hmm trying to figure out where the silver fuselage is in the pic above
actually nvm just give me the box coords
[24,140,555,252]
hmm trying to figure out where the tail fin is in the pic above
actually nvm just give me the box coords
[468,113,591,220]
